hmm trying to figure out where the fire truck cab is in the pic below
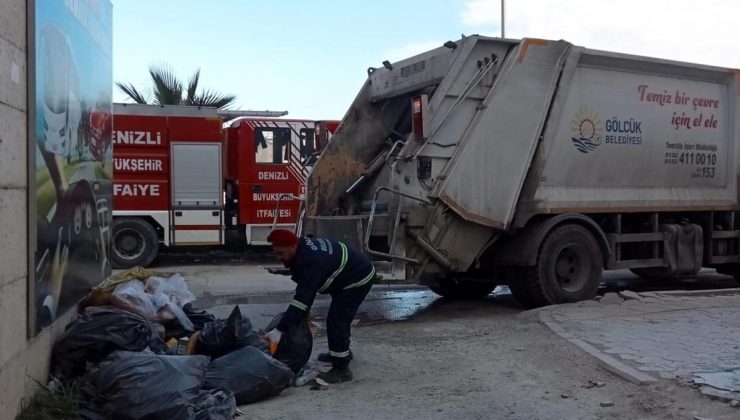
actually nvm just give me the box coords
[111,103,336,268]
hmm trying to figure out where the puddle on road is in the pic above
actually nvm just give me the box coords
[313,286,515,326]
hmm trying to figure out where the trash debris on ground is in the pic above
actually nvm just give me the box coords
[48,267,316,415]
[294,369,319,387]
[196,306,267,358]
[184,304,217,330]
[110,279,158,320]
[265,312,314,373]
[80,351,210,419]
[193,389,237,420]
[203,346,294,405]
[600,401,615,407]
[52,306,164,380]
[309,378,329,391]
[582,380,606,389]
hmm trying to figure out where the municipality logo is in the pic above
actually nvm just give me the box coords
[571,109,602,154]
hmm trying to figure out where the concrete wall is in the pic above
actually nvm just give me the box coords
[0,0,74,416]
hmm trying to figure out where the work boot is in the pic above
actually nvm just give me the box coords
[318,366,353,383]
[317,351,353,363]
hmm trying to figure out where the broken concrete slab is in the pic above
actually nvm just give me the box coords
[699,386,737,401]
[600,293,624,305]
[618,290,644,301]
[693,370,740,392]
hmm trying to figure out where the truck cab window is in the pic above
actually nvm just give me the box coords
[255,127,291,164]
[299,128,316,165]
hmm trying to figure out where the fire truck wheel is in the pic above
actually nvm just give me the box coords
[428,277,496,300]
[112,218,158,269]
[521,224,603,307]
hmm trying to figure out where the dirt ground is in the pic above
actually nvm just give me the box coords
[238,295,738,420]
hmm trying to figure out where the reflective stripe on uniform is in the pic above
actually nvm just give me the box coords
[318,242,348,292]
[290,299,308,311]
[344,266,376,289]
[329,350,351,358]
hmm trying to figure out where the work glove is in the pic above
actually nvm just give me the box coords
[264,329,283,354]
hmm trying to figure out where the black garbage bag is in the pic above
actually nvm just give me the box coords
[194,389,237,420]
[265,312,313,373]
[184,304,217,331]
[52,306,165,380]
[203,346,293,405]
[196,306,267,358]
[81,351,210,420]
[165,305,215,339]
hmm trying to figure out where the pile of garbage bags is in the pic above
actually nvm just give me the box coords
[50,267,313,420]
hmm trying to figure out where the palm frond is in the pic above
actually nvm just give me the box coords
[115,81,148,104]
[149,64,183,105]
[186,69,201,103]
[189,88,237,109]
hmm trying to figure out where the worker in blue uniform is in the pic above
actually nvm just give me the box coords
[264,229,375,383]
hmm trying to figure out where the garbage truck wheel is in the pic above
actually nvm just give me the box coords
[428,277,495,300]
[522,224,603,307]
[112,218,158,269]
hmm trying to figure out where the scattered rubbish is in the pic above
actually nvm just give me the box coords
[49,268,306,415]
[310,378,329,391]
[193,389,237,420]
[561,393,571,399]
[80,351,210,419]
[294,369,319,387]
[582,380,606,389]
[203,346,293,405]
[110,280,158,320]
[600,401,615,407]
[184,305,217,331]
[196,306,267,358]
[52,307,164,380]
[147,274,196,308]
[265,312,314,373]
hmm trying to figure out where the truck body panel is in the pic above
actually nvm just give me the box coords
[304,35,740,296]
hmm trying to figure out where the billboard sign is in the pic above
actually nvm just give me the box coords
[31,0,113,332]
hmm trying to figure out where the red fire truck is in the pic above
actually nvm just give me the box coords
[111,103,338,268]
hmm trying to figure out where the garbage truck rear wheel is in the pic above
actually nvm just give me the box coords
[112,218,158,269]
[518,224,603,307]
[428,277,496,300]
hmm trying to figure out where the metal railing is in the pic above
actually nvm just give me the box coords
[271,194,305,236]
[365,187,431,264]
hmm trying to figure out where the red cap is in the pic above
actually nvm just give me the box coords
[267,229,299,247]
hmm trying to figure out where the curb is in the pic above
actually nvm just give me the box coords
[538,309,657,385]
[652,288,740,298]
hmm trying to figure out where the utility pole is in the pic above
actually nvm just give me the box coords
[501,0,506,38]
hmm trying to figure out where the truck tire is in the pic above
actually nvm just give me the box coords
[515,224,603,308]
[112,218,158,269]
[428,277,496,300]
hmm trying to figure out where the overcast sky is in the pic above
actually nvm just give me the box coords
[113,0,740,119]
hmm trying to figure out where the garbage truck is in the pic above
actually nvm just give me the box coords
[303,35,740,307]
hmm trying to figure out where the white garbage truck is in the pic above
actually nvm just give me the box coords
[303,35,740,306]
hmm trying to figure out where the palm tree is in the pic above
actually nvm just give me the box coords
[116,64,236,108]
